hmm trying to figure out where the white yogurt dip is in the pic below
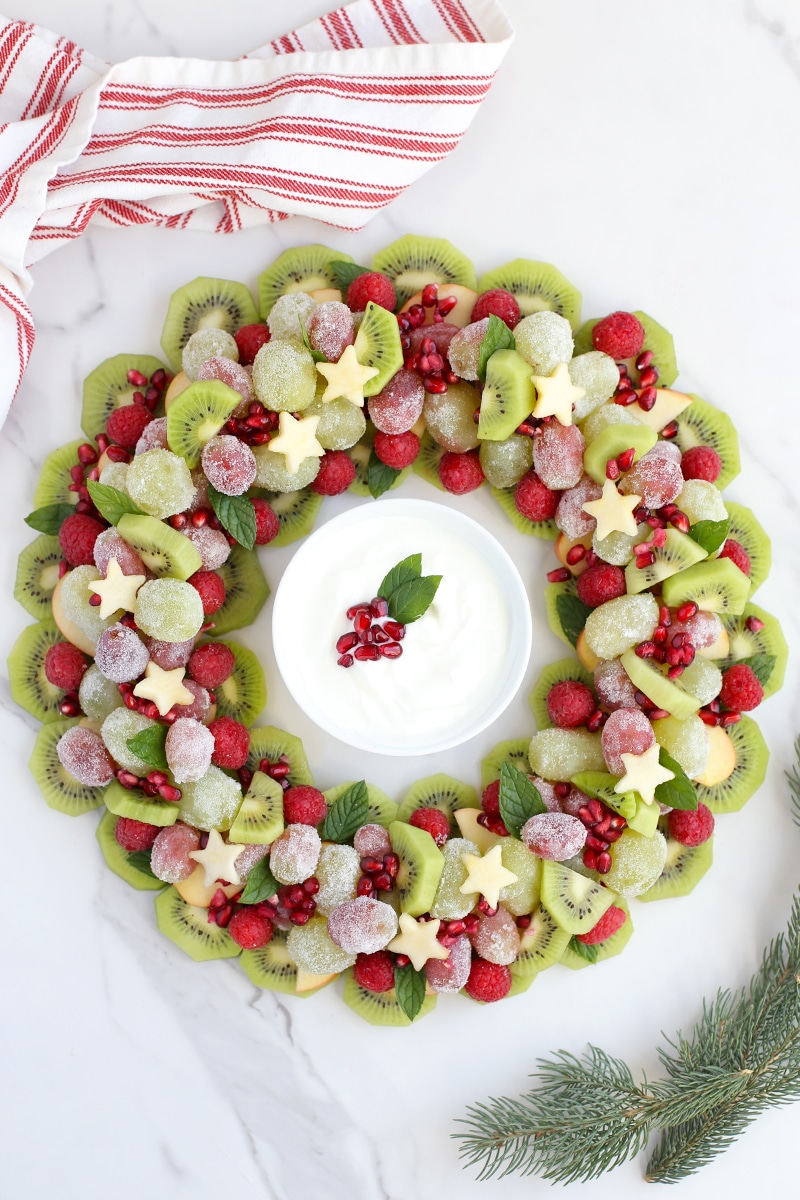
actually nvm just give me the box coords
[272,499,532,756]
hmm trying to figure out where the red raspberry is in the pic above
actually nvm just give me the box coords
[592,312,645,360]
[470,288,521,330]
[114,817,160,852]
[229,907,274,950]
[208,716,251,769]
[438,449,485,495]
[354,949,395,993]
[188,642,236,690]
[283,785,328,826]
[374,430,420,469]
[482,779,501,815]
[680,445,722,482]
[465,958,512,1003]
[408,806,450,847]
[719,663,763,712]
[309,449,357,496]
[668,802,715,847]
[514,471,560,522]
[58,513,105,567]
[188,570,226,616]
[44,641,88,691]
[250,497,280,545]
[717,539,750,577]
[105,403,152,450]
[234,323,270,365]
[576,562,627,608]
[346,272,397,313]
[546,679,596,729]
[576,904,627,945]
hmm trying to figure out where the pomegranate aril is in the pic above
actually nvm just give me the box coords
[637,386,658,411]
[547,567,571,583]
[336,632,359,654]
[605,458,621,481]
[617,447,636,471]
[635,350,654,370]
[676,601,698,621]
[721,712,741,727]
[373,871,393,891]
[337,654,354,668]
[566,544,586,566]
[583,849,598,871]
[358,628,375,644]
[638,367,659,387]
[586,834,609,852]
[353,611,372,634]
[370,597,389,618]
[357,877,376,897]
[77,443,98,465]
[746,615,765,633]
[372,626,391,645]
[383,621,405,640]
[383,853,399,877]
[347,604,368,621]
[379,643,402,659]
[354,645,380,661]
[596,851,613,874]
[661,420,679,439]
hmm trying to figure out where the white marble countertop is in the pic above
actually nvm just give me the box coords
[2,1,800,1196]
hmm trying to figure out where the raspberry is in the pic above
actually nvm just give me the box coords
[576,904,627,945]
[438,449,485,495]
[228,907,274,950]
[105,403,152,450]
[464,958,512,1003]
[482,779,501,815]
[346,271,397,313]
[576,562,627,608]
[514,470,560,522]
[717,539,751,577]
[668,802,715,847]
[354,949,395,993]
[309,449,356,496]
[234,323,270,365]
[188,570,226,615]
[719,663,763,712]
[283,785,328,826]
[680,445,722,482]
[373,430,420,469]
[546,679,596,729]
[44,641,88,691]
[408,806,450,847]
[114,816,160,852]
[591,311,645,360]
[250,497,280,545]
[58,513,105,567]
[470,288,521,330]
[188,642,236,690]
[208,716,250,769]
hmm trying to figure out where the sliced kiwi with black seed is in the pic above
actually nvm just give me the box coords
[348,425,410,495]
[116,513,202,580]
[240,927,297,992]
[560,900,633,968]
[342,968,437,1025]
[257,245,352,317]
[544,577,582,646]
[253,487,323,546]
[694,715,768,814]
[411,429,445,490]
[324,781,398,828]
[165,379,242,468]
[624,527,707,595]
[660,556,751,617]
[104,778,179,826]
[510,903,571,980]
[673,394,740,489]
[154,885,241,962]
[15,534,62,620]
[388,819,445,916]
[28,718,107,816]
[572,311,678,387]
[9,620,67,723]
[160,277,258,371]
[583,422,657,482]
[207,544,270,636]
[371,234,476,308]
[478,348,536,441]
[477,259,581,328]
[81,353,167,440]
[210,640,266,725]
[720,502,771,596]
[95,809,166,891]
[396,774,478,835]
[719,603,787,699]
[33,439,83,507]
[245,725,314,786]
[540,860,615,935]
[352,301,404,397]
[491,484,558,540]
[528,658,594,731]
[229,771,284,844]
[480,738,531,790]
[639,838,713,902]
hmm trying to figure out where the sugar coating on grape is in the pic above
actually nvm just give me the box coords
[79,664,125,721]
[196,356,255,408]
[251,340,316,412]
[368,368,425,434]
[677,480,728,524]
[619,451,683,509]
[99,462,129,492]
[532,420,585,490]
[269,823,321,885]
[470,907,520,965]
[555,474,602,538]
[101,707,158,774]
[654,715,709,779]
[353,824,392,859]
[57,725,115,786]
[425,933,472,994]
[602,708,656,775]
[135,415,168,456]
[430,837,480,920]
[200,435,256,496]
[234,842,270,881]
[521,812,587,861]
[181,525,231,571]
[514,311,573,374]
[479,434,532,489]
[423,384,480,453]
[94,622,150,683]
[530,777,563,813]
[594,658,639,711]
[447,319,489,381]
[679,658,723,706]
[584,592,659,660]
[307,301,355,362]
[166,717,214,784]
[173,678,211,723]
[60,564,110,645]
[135,578,204,642]
[528,728,605,781]
[605,829,667,897]
[558,786,592,818]
[581,402,640,443]
[409,322,458,356]
[569,352,619,421]
[647,439,681,464]
[177,765,242,832]
[94,528,146,578]
[306,396,366,450]
[126,449,196,519]
[327,896,399,955]
[188,469,211,512]
[683,610,724,650]
[151,823,201,883]
[252,447,320,492]
[287,917,355,975]
[144,636,194,671]
[593,527,637,566]
[267,291,317,344]
[314,843,360,916]
[182,329,239,381]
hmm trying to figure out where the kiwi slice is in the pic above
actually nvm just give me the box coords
[570,772,636,819]
[529,658,594,730]
[211,641,266,725]
[388,820,445,916]
[165,379,242,468]
[624,528,707,595]
[33,440,83,507]
[15,534,62,620]
[544,577,586,647]
[348,425,410,495]
[240,927,331,995]
[257,245,352,317]
[228,771,284,844]
[104,778,179,827]
[478,349,536,441]
[673,394,740,489]
[540,860,615,935]
[721,501,771,596]
[660,557,751,617]
[573,312,678,387]
[510,903,571,980]
[491,485,558,540]
[477,259,581,328]
[208,544,270,636]
[619,648,700,720]
[694,715,768,814]
[352,302,404,397]
[245,725,314,786]
[719,603,787,699]
[116,513,202,580]
[371,234,477,308]
[342,969,437,1025]
[154,885,241,962]
[583,423,657,483]
[28,718,106,816]
[411,430,446,490]
[81,353,167,440]
[95,809,166,891]
[160,277,258,371]
[396,774,478,836]
[9,620,67,723]
[324,781,398,828]
[560,900,633,968]
[255,487,323,546]
[480,738,531,790]
[639,837,713,902]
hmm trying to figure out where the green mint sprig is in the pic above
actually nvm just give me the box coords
[377,553,442,625]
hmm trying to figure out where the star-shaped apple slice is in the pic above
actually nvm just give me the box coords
[188,828,246,888]
[268,411,324,475]
[316,343,379,407]
[614,742,675,805]
[387,912,450,972]
[459,844,518,909]
[93,556,145,619]
[581,478,642,540]
[133,660,195,717]
[530,361,585,426]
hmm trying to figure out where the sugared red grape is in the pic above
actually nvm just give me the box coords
[165,717,214,784]
[555,474,602,539]
[196,356,255,408]
[602,708,656,775]
[135,415,168,456]
[151,823,202,883]
[269,824,321,884]
[57,725,115,786]
[470,906,520,965]
[182,329,239,381]
[234,842,270,881]
[594,658,639,711]
[532,420,585,490]
[93,529,146,578]
[353,824,392,859]
[181,525,231,571]
[368,369,425,435]
[619,449,683,509]
[447,319,489,381]
[424,934,472,994]
[200,434,256,496]
[94,622,150,683]
[143,637,194,671]
[307,301,355,361]
[327,896,398,955]
[521,812,587,860]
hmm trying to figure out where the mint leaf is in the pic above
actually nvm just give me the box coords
[298,317,327,363]
[394,961,427,1022]
[378,553,422,600]
[498,761,545,838]
[126,725,169,772]
[555,592,593,648]
[320,780,369,843]
[688,518,729,556]
[367,448,402,500]
[208,484,256,551]
[239,856,279,905]
[329,260,371,294]
[570,771,637,820]
[655,748,698,812]
[86,481,145,525]
[477,314,516,383]
[731,653,775,688]
[24,503,75,535]
[127,850,159,880]
[387,574,442,625]
[568,935,598,964]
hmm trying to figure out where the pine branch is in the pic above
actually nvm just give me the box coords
[788,735,800,831]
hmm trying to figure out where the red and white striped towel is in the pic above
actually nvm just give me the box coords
[0,0,513,425]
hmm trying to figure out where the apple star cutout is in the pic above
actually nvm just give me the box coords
[267,411,324,475]
[132,660,194,717]
[188,827,246,888]
[581,478,642,540]
[530,361,585,426]
[387,912,450,972]
[93,556,145,619]
[316,343,379,407]
[459,844,518,909]
[614,742,675,805]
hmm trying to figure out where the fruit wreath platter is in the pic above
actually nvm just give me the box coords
[11,234,785,1025]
